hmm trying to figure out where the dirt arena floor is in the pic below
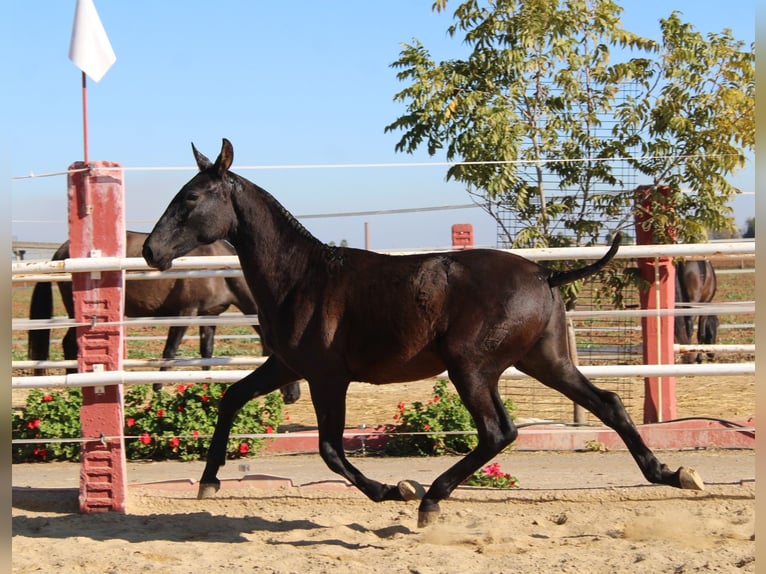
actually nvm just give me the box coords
[12,449,755,573]
[12,370,756,573]
[12,331,756,574]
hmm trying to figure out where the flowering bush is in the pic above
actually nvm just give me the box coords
[463,462,519,489]
[384,379,516,456]
[12,388,83,462]
[12,383,284,463]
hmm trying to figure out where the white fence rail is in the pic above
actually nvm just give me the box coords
[11,362,756,391]
[11,240,755,282]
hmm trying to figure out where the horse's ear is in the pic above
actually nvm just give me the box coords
[191,143,213,171]
[214,138,234,176]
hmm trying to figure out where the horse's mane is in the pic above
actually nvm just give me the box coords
[234,172,341,261]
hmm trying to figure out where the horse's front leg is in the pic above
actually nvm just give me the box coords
[416,373,517,527]
[198,357,300,498]
[310,380,417,503]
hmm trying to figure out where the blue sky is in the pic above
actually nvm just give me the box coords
[8,1,755,250]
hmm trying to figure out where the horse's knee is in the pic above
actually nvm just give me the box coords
[479,420,517,454]
[219,387,243,413]
[493,425,518,450]
[504,425,518,446]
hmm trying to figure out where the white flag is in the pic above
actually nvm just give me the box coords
[68,0,116,82]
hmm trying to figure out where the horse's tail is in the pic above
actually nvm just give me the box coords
[547,232,622,288]
[28,282,53,370]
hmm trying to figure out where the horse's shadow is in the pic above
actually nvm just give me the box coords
[12,488,413,546]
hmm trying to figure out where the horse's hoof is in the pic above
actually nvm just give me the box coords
[678,467,705,491]
[397,480,425,501]
[417,509,440,528]
[197,482,221,499]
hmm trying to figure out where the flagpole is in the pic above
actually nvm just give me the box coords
[70,0,115,213]
[81,71,89,164]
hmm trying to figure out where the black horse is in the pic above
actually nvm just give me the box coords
[675,260,718,364]
[28,230,300,403]
[142,139,703,527]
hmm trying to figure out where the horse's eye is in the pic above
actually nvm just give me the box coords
[186,193,199,203]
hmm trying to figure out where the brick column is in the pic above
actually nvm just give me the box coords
[67,161,128,512]
[634,185,677,423]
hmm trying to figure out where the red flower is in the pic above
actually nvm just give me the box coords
[200,395,209,403]
[26,418,40,430]
[42,394,53,402]
[265,426,273,434]
[397,401,406,413]
[201,384,208,389]
[239,443,249,454]
[156,409,164,417]
[423,423,431,431]
[284,413,290,421]
[176,384,187,394]
[169,437,180,448]
[139,433,152,445]
[177,405,184,412]
[33,447,47,459]
[483,462,504,478]
[125,417,135,427]
[191,431,200,438]
[393,413,399,421]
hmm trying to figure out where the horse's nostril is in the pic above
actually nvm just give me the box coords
[142,243,153,264]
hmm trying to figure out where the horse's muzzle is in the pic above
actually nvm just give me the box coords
[142,242,170,271]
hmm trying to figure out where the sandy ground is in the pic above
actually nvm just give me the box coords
[13,450,755,573]
[12,366,756,573]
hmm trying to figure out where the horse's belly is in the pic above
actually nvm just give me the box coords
[352,351,446,384]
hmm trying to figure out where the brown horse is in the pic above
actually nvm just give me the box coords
[675,260,718,364]
[142,139,703,527]
[27,231,300,403]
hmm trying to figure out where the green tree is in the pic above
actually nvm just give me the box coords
[614,11,754,243]
[386,0,655,249]
[386,1,754,248]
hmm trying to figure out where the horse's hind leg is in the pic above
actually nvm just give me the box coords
[517,344,704,491]
[698,315,719,362]
[198,356,300,498]
[62,327,78,374]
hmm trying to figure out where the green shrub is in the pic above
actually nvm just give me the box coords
[384,379,516,456]
[12,388,83,462]
[12,383,284,463]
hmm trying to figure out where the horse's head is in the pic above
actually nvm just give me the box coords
[143,138,238,271]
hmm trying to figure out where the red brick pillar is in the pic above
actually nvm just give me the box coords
[67,161,128,512]
[451,224,474,249]
[634,185,677,423]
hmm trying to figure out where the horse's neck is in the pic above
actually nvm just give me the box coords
[229,181,325,304]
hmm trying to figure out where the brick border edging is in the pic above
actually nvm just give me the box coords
[261,418,755,454]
